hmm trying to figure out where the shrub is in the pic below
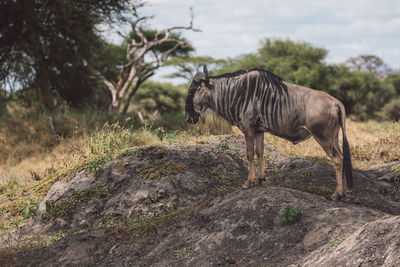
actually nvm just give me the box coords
[381,98,400,121]
[277,206,302,225]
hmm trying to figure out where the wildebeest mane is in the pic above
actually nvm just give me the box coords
[211,68,288,95]
[210,69,247,79]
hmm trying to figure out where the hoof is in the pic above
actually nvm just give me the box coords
[326,194,343,202]
[255,176,267,185]
[326,196,336,202]
[241,185,248,190]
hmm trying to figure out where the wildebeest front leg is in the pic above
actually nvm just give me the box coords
[242,132,256,189]
[255,132,266,185]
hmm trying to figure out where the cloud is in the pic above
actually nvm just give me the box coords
[110,0,400,71]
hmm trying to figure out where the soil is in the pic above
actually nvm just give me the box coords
[1,135,400,266]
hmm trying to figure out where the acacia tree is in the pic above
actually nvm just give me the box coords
[164,56,225,81]
[85,2,200,113]
[346,55,389,78]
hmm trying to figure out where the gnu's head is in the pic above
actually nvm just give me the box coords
[185,65,211,124]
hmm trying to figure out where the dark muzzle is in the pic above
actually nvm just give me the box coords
[185,113,199,124]
[185,81,200,124]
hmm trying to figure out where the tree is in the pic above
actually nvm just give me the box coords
[130,81,186,116]
[164,56,225,81]
[216,38,330,90]
[346,55,389,78]
[85,2,200,113]
[0,0,130,109]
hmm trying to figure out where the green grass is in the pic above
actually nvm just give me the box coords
[43,186,111,220]
[173,247,193,259]
[277,206,302,224]
[328,237,346,248]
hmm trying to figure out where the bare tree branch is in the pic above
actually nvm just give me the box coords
[84,3,200,113]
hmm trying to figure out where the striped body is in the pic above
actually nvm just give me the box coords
[209,69,311,143]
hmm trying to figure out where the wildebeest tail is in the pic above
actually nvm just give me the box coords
[338,104,353,190]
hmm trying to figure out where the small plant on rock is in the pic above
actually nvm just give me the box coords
[277,206,302,225]
[328,237,346,248]
[22,200,39,219]
[217,138,229,150]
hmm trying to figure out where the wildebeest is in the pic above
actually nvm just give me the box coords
[185,65,352,201]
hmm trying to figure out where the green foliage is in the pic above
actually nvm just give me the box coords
[277,206,302,224]
[217,38,330,89]
[22,200,39,219]
[128,81,187,117]
[328,67,393,120]
[153,112,188,132]
[381,98,400,121]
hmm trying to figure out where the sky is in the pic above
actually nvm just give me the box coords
[107,0,400,82]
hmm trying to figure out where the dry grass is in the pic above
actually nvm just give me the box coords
[0,103,398,189]
[232,119,400,169]
[195,109,233,135]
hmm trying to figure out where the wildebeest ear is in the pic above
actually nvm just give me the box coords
[193,72,205,82]
[203,65,209,81]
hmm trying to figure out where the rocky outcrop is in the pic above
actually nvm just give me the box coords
[1,135,399,266]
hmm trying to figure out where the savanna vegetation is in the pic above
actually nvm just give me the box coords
[0,0,399,245]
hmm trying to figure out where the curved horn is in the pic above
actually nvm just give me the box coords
[203,65,209,80]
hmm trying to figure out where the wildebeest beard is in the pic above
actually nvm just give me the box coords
[185,80,200,124]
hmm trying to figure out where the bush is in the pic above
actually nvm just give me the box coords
[381,98,400,121]
[129,81,187,117]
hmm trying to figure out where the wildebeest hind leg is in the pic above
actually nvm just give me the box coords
[255,132,266,185]
[313,135,345,201]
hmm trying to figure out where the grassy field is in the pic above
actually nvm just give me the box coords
[1,105,399,187]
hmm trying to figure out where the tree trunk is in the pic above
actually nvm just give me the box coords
[121,81,143,114]
[109,97,122,113]
[36,61,52,111]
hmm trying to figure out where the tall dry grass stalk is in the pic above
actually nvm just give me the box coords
[195,109,233,135]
